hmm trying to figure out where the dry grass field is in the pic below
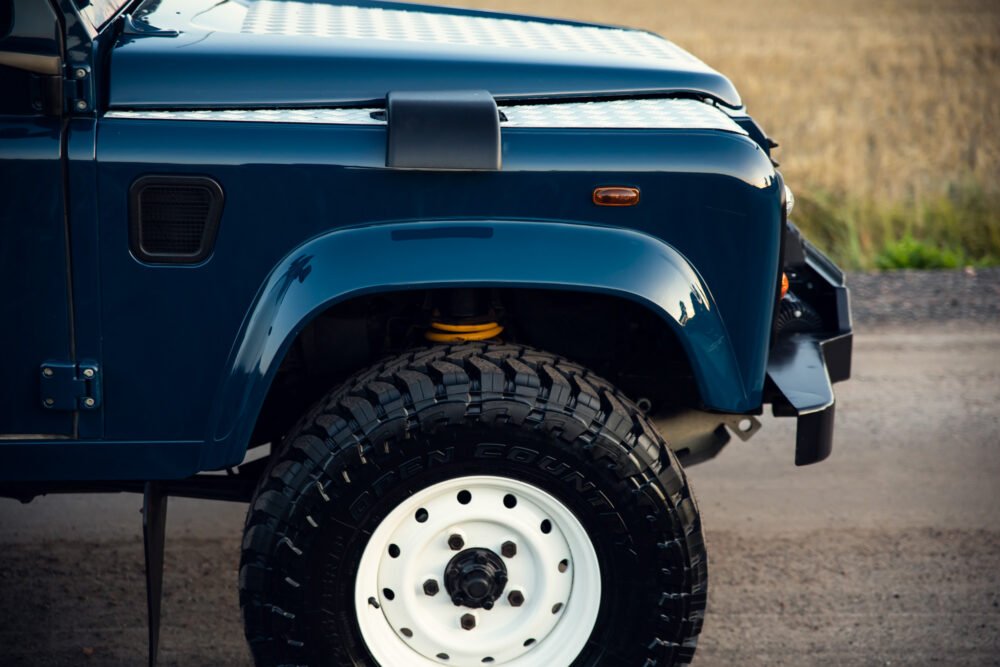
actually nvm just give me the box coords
[437,0,1000,268]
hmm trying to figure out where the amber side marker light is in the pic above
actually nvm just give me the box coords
[593,186,640,207]
[781,272,790,299]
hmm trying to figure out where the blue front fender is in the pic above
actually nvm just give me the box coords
[206,219,749,470]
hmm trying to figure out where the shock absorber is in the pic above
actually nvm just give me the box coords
[424,289,504,343]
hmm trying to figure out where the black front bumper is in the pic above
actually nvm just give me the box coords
[766,233,852,466]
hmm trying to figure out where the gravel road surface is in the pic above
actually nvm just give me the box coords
[2,269,999,666]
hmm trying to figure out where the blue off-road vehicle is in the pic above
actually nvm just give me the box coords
[0,0,851,665]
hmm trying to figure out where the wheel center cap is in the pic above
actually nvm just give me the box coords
[444,548,508,609]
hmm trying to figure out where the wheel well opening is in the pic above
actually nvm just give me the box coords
[247,288,700,448]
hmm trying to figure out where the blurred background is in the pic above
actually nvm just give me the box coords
[444,0,1000,270]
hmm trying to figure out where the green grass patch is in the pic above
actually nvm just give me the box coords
[873,236,964,270]
[791,182,1000,270]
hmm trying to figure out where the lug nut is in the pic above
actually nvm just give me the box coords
[501,541,517,558]
[508,590,525,607]
[448,533,465,551]
[423,579,439,596]
[460,613,476,630]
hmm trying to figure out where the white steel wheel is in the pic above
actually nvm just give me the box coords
[354,475,602,667]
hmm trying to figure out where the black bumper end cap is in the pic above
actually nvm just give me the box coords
[793,404,835,466]
[767,332,849,466]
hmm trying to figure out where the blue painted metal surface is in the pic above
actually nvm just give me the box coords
[97,122,773,399]
[0,440,205,481]
[0,116,74,437]
[109,0,742,109]
[0,0,794,482]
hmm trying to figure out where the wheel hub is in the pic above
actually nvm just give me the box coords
[445,548,508,609]
[354,475,602,666]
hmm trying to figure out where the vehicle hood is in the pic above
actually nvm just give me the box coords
[108,0,742,109]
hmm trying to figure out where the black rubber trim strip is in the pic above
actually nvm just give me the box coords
[769,171,788,347]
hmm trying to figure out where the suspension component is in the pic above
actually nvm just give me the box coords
[425,321,504,343]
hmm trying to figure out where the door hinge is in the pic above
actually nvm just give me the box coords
[63,64,95,114]
[40,360,102,411]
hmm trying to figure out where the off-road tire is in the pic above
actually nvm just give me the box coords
[239,343,707,666]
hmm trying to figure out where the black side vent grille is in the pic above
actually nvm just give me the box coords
[129,176,224,263]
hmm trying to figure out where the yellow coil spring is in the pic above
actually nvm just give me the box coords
[425,321,504,343]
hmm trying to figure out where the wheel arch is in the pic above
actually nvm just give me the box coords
[204,219,750,470]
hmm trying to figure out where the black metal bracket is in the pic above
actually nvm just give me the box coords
[143,482,168,667]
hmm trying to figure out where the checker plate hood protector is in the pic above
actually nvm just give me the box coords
[109,0,743,109]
